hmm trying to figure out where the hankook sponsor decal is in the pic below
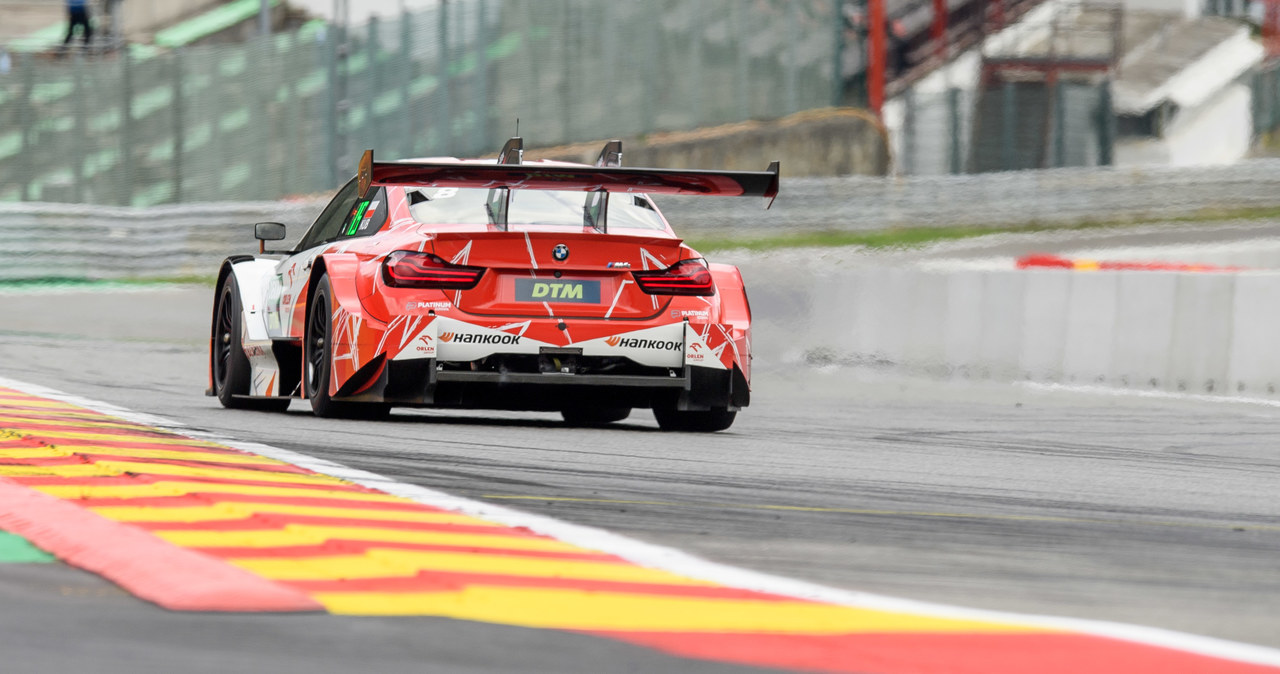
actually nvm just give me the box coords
[439,332,521,345]
[606,336,682,351]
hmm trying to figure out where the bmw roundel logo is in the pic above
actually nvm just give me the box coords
[552,243,570,262]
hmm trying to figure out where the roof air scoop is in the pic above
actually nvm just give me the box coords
[595,140,623,167]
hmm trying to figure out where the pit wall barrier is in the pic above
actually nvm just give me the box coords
[743,262,1280,398]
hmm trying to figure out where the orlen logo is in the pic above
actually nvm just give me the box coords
[415,334,434,353]
[610,337,681,351]
[687,342,705,361]
[440,332,520,345]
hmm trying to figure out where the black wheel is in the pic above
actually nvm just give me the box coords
[212,275,289,412]
[561,406,631,426]
[653,406,736,432]
[304,273,389,420]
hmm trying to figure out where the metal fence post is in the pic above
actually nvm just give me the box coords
[438,0,452,154]
[1265,67,1275,133]
[120,46,134,206]
[72,54,88,203]
[734,1,750,119]
[282,29,297,197]
[832,0,844,108]
[1253,70,1264,137]
[785,1,799,114]
[1001,80,1015,171]
[476,0,490,151]
[1097,80,1114,166]
[903,89,916,175]
[254,37,271,200]
[18,54,33,202]
[367,16,379,151]
[172,48,184,203]
[325,23,340,186]
[1053,78,1066,168]
[560,0,573,144]
[690,2,703,126]
[401,7,413,159]
[948,87,962,174]
[1264,65,1274,130]
[642,1,658,131]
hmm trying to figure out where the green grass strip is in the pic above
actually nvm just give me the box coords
[0,533,55,563]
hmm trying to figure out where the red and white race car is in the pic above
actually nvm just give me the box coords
[208,138,778,431]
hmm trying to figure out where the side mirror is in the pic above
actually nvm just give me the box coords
[255,222,286,240]
[254,222,286,254]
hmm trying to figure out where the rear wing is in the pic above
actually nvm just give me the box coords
[356,138,780,209]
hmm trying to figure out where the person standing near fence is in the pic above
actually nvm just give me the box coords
[63,0,94,52]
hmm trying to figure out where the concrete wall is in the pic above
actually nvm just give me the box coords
[745,262,1280,399]
[529,109,892,178]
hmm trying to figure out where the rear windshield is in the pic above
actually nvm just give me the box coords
[404,187,668,231]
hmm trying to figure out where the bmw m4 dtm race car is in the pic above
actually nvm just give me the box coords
[208,138,778,432]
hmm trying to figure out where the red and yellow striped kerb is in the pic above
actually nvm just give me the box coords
[0,386,1273,674]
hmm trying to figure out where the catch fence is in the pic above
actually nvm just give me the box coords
[0,0,843,207]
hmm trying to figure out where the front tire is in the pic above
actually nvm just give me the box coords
[653,406,736,432]
[212,274,289,412]
[304,273,389,420]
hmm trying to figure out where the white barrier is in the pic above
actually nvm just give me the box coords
[1227,275,1280,395]
[744,262,1280,399]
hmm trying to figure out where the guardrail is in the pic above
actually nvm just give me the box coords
[660,159,1280,236]
[6,160,1280,280]
[0,199,323,280]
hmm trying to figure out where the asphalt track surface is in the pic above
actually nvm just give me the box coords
[0,282,1278,672]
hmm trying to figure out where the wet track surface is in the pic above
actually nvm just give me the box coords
[0,283,1277,671]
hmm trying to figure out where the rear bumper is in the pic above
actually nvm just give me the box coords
[341,358,749,412]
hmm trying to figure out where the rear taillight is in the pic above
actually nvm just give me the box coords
[632,259,715,296]
[382,251,485,290]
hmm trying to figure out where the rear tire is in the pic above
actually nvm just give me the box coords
[212,274,289,413]
[561,406,630,426]
[652,406,736,432]
[304,273,389,420]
